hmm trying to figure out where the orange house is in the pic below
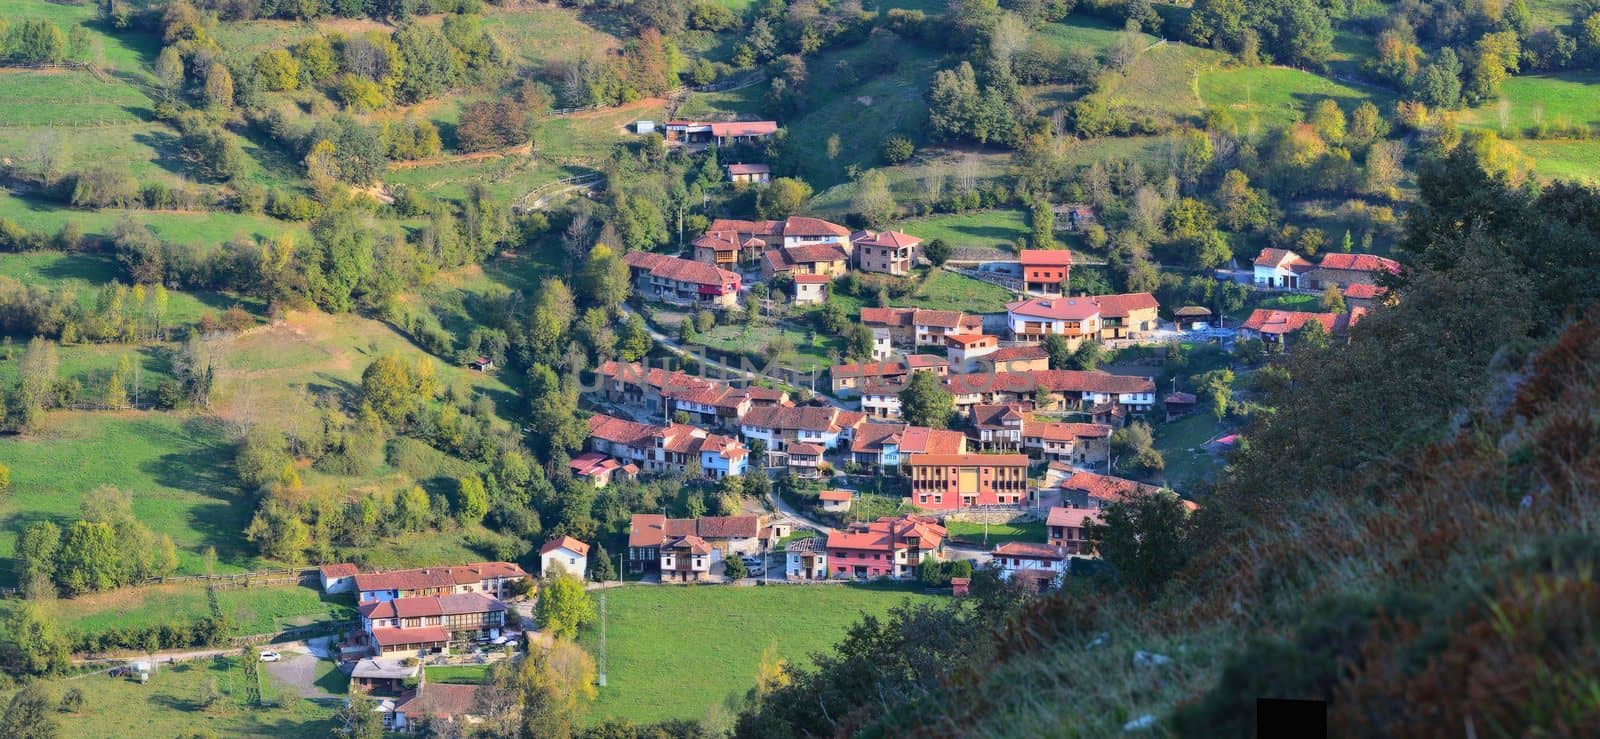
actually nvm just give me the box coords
[905,453,1030,509]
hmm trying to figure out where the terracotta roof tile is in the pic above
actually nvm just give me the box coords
[1019,249,1074,267]
[540,536,590,557]
[1318,253,1400,273]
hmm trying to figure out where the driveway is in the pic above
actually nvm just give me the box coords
[262,650,338,700]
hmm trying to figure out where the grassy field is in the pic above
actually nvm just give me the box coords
[575,584,942,723]
[688,321,845,375]
[1510,139,1600,183]
[897,209,1029,251]
[945,520,1047,545]
[483,5,620,70]
[0,250,251,325]
[425,664,491,684]
[782,43,945,187]
[1087,40,1224,127]
[805,150,1013,218]
[35,658,336,737]
[1197,65,1390,133]
[0,583,354,638]
[1153,412,1228,491]
[904,268,1016,313]
[1459,73,1600,134]
[0,192,305,247]
[0,411,258,584]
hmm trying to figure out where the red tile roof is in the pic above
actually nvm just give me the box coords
[740,405,855,433]
[1318,253,1400,273]
[853,230,922,248]
[693,231,742,252]
[943,370,1156,397]
[623,251,739,287]
[781,216,851,238]
[1342,283,1387,299]
[1007,298,1100,321]
[667,535,713,555]
[1019,249,1074,267]
[396,683,481,720]
[827,515,947,553]
[629,514,764,548]
[793,273,831,284]
[725,163,771,175]
[832,361,908,380]
[898,426,967,455]
[710,121,779,138]
[786,442,824,456]
[783,243,850,264]
[850,421,908,453]
[1024,417,1113,442]
[993,541,1066,560]
[913,309,966,328]
[946,333,995,347]
[818,490,853,502]
[987,345,1049,362]
[1046,506,1101,529]
[320,563,358,578]
[540,535,590,557]
[1060,471,1161,503]
[709,218,783,236]
[1254,248,1315,271]
[1091,292,1159,318]
[587,413,659,446]
[970,403,1030,429]
[861,307,915,327]
[906,354,948,369]
[1240,309,1337,336]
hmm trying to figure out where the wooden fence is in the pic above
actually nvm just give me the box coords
[511,172,605,213]
[0,567,318,600]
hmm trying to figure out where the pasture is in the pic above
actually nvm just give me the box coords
[781,43,943,187]
[945,519,1047,545]
[575,584,942,724]
[897,208,1029,251]
[0,582,354,638]
[1197,65,1389,133]
[0,411,257,585]
[36,658,336,737]
[1459,73,1600,137]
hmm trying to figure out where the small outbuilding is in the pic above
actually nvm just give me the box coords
[320,563,359,594]
[1174,306,1213,330]
[1163,391,1197,422]
[539,536,591,579]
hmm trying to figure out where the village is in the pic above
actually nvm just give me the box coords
[49,193,1401,733]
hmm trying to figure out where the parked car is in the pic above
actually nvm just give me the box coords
[741,555,763,566]
[258,651,281,663]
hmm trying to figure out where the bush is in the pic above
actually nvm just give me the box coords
[881,135,914,164]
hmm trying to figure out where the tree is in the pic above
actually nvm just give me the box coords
[0,603,69,678]
[1084,488,1191,592]
[923,238,952,266]
[252,49,299,92]
[178,124,245,183]
[154,46,185,101]
[757,178,813,220]
[852,170,897,227]
[1111,421,1164,476]
[1308,99,1346,144]
[361,354,418,426]
[881,135,914,164]
[519,640,598,738]
[1196,368,1234,419]
[56,688,82,714]
[0,462,10,494]
[578,245,631,311]
[899,370,954,429]
[589,544,615,582]
[846,324,875,360]
[333,686,384,739]
[724,556,748,580]
[0,683,59,739]
[54,520,121,595]
[1068,340,1104,371]
[202,63,233,110]
[1042,334,1073,369]
[536,573,596,640]
[1321,283,1346,313]
[454,475,489,525]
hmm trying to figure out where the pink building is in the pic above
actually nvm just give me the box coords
[825,515,947,580]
